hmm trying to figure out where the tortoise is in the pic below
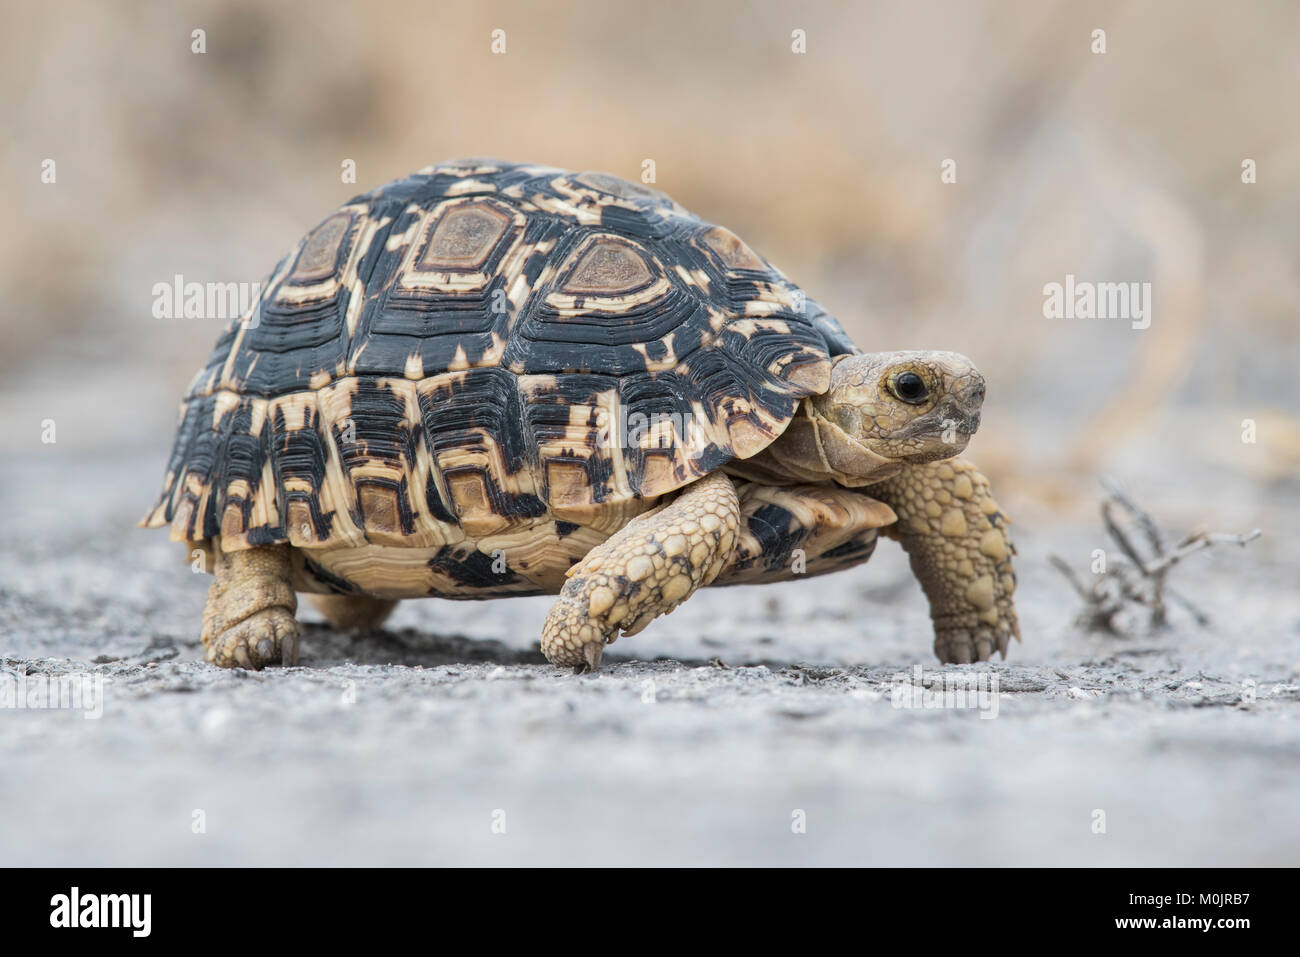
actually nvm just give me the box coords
[143,159,1019,671]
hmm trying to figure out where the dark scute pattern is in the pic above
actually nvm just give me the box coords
[209,397,276,540]
[417,368,530,473]
[429,546,519,588]
[822,536,878,563]
[508,294,704,363]
[678,345,794,426]
[272,403,335,539]
[744,504,812,572]
[359,278,506,374]
[343,378,422,535]
[236,214,367,396]
[150,160,860,545]
[597,202,676,240]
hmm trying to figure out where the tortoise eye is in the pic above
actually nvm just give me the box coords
[891,371,929,404]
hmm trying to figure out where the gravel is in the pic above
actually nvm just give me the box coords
[2,450,1298,866]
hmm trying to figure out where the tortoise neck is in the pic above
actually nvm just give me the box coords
[727,400,903,489]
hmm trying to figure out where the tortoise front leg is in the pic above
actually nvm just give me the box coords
[869,458,1020,663]
[202,543,301,669]
[540,472,740,671]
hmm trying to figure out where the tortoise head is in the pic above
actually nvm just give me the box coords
[805,351,986,477]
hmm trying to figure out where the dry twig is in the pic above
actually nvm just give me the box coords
[1050,480,1261,634]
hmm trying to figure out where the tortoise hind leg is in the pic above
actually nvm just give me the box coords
[202,543,300,669]
[541,472,740,671]
[308,594,399,631]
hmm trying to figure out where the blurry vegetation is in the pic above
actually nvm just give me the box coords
[2,0,1297,504]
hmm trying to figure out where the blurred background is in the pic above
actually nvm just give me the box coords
[1,0,1298,866]
[2,0,1297,525]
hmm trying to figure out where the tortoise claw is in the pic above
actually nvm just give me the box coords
[571,642,605,674]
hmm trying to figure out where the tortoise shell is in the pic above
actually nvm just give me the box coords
[143,160,858,552]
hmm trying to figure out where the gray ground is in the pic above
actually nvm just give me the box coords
[2,442,1298,867]
[0,382,1294,868]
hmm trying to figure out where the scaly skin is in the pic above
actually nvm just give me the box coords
[870,458,1019,663]
[540,471,740,670]
[308,594,399,631]
[201,543,300,669]
[716,481,896,585]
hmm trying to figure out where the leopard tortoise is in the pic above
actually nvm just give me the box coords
[143,159,1019,671]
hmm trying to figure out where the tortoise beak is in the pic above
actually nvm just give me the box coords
[902,383,984,441]
[948,371,986,435]
[951,408,982,436]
